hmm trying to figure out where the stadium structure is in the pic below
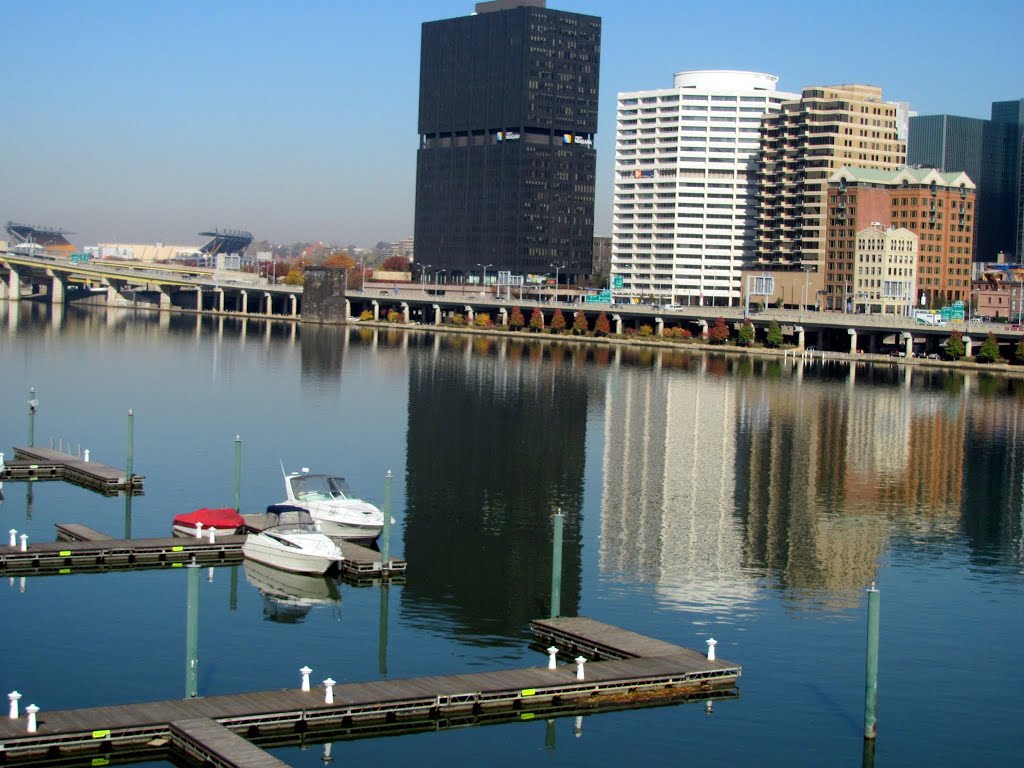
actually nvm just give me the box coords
[198,228,253,257]
[5,221,76,255]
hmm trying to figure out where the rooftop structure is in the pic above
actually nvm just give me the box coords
[198,228,254,256]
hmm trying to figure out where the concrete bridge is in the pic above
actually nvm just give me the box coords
[3,252,1021,358]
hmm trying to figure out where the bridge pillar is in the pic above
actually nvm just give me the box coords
[193,287,203,311]
[49,274,66,304]
[847,328,857,354]
[612,314,622,335]
[371,300,379,321]
[498,307,508,326]
[264,292,272,316]
[464,305,475,324]
[240,290,248,315]
[964,336,974,358]
[8,268,22,301]
[344,299,351,321]
[290,294,297,318]
[400,301,409,323]
[901,331,913,358]
[794,325,805,351]
[696,318,708,339]
[215,288,224,313]
[655,317,664,337]
[432,304,441,325]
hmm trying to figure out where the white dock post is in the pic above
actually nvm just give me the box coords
[323,678,335,704]
[8,529,16,547]
[83,449,90,462]
[8,691,21,718]
[208,527,216,543]
[19,534,27,552]
[574,715,583,737]
[194,522,204,538]
[707,638,717,660]
[300,666,312,692]
[323,742,333,763]
[547,646,559,670]
[575,656,586,680]
[25,704,38,733]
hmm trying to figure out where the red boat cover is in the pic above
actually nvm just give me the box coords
[173,508,245,529]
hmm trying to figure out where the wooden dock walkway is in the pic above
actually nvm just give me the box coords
[0,523,406,585]
[4,446,143,495]
[0,617,740,767]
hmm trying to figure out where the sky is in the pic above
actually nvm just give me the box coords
[2,0,1021,250]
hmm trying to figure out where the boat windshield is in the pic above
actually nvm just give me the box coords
[289,474,352,502]
[265,507,317,533]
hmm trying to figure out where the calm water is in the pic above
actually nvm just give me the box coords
[1,301,1022,767]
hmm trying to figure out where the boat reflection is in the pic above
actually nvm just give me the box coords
[243,559,341,623]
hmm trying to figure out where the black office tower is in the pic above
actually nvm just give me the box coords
[415,0,601,284]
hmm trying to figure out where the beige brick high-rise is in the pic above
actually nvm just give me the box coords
[756,85,907,281]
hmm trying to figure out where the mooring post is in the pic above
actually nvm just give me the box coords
[27,388,36,448]
[864,582,880,740]
[547,646,559,670]
[229,565,238,612]
[24,704,38,733]
[550,507,564,618]
[185,560,200,699]
[300,666,312,692]
[382,469,393,566]
[378,582,390,676]
[8,529,16,547]
[323,678,336,704]
[8,691,21,719]
[19,534,27,552]
[126,409,135,485]
[123,491,133,540]
[233,435,242,513]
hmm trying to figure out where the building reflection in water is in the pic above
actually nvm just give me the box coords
[401,335,586,645]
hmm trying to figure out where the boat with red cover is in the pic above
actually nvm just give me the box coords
[172,507,246,538]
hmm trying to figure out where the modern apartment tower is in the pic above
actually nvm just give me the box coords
[757,85,907,272]
[415,0,601,285]
[612,70,796,306]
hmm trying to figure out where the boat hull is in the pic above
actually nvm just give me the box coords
[242,533,342,575]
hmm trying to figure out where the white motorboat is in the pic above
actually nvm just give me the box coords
[279,468,383,542]
[242,505,344,575]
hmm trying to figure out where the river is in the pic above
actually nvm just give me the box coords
[1,300,1022,767]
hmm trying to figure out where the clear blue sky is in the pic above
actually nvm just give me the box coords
[2,0,1020,249]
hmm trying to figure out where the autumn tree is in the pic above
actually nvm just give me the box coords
[977,332,1001,363]
[529,307,544,332]
[323,251,354,269]
[509,306,525,330]
[572,311,589,335]
[708,317,730,345]
[381,256,411,271]
[550,308,567,333]
[594,312,611,336]
[283,268,304,286]
[765,320,783,348]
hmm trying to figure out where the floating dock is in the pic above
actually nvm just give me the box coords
[0,522,406,585]
[0,617,740,767]
[3,446,143,495]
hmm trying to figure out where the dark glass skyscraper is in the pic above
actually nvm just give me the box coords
[909,100,1024,261]
[415,0,601,284]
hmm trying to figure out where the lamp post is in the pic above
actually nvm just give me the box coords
[436,269,446,285]
[550,263,566,303]
[420,264,431,284]
[476,263,492,290]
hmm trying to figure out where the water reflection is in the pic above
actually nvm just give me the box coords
[243,559,341,623]
[401,335,587,644]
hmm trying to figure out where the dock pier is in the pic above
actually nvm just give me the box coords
[0,617,739,767]
[0,522,406,585]
[2,446,143,495]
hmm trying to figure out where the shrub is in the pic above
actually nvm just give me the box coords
[664,327,693,341]
[737,319,755,347]
[386,309,402,323]
[474,312,493,328]
[359,309,373,321]
[765,320,783,348]
[637,324,654,337]
[708,317,730,345]
[449,313,467,326]
[1015,339,1024,364]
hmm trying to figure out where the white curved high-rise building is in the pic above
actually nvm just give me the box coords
[612,70,797,306]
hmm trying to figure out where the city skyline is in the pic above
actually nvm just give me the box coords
[2,0,1020,251]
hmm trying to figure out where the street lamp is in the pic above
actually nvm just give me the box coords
[420,264,431,284]
[476,263,493,289]
[550,263,566,302]
[436,269,446,285]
